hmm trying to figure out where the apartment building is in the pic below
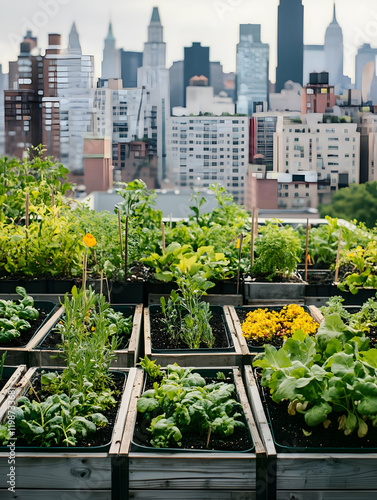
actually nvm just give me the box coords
[166,115,249,204]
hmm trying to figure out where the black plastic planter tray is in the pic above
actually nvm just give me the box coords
[29,304,143,368]
[244,365,377,500]
[131,367,255,454]
[144,305,244,367]
[0,301,59,365]
[0,366,137,498]
[228,304,322,360]
[120,367,266,499]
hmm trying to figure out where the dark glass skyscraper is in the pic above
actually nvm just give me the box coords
[183,42,210,105]
[275,0,304,93]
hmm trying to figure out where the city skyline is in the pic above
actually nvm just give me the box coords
[0,0,376,84]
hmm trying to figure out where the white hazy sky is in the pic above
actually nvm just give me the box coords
[1,0,377,83]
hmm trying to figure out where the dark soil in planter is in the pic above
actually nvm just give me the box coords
[366,327,377,348]
[0,306,51,348]
[13,370,125,449]
[299,269,334,285]
[150,310,230,349]
[256,371,377,451]
[133,375,253,452]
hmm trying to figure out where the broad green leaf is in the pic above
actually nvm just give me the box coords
[304,402,332,427]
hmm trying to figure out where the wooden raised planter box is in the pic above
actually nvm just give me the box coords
[0,366,137,500]
[120,367,266,500]
[0,365,27,408]
[244,365,377,500]
[227,304,323,364]
[0,302,60,366]
[29,304,143,368]
[144,305,244,367]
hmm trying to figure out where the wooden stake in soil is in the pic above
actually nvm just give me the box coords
[334,227,342,283]
[237,233,243,295]
[125,215,129,279]
[100,270,103,296]
[304,218,310,282]
[161,221,166,254]
[117,210,123,258]
[25,192,29,228]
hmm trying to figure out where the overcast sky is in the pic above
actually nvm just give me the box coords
[1,0,377,83]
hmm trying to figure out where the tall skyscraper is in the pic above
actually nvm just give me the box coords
[120,51,142,88]
[236,24,269,115]
[101,22,120,80]
[275,0,304,93]
[324,4,343,92]
[42,26,94,173]
[138,7,170,183]
[184,43,210,106]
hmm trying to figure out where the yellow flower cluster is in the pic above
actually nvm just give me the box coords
[241,304,319,343]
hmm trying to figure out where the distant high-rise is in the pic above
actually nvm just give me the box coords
[137,7,170,183]
[169,60,184,109]
[68,22,81,55]
[355,44,377,95]
[236,24,269,115]
[120,51,142,88]
[101,22,120,80]
[184,43,210,106]
[275,0,304,93]
[324,4,343,91]
[42,27,94,173]
[5,33,43,158]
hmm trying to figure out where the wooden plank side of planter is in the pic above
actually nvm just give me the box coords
[227,306,253,363]
[25,306,65,349]
[29,304,143,369]
[129,491,256,499]
[276,453,377,491]
[0,365,27,407]
[144,308,244,367]
[0,454,112,490]
[276,491,377,500]
[307,304,324,324]
[0,489,112,499]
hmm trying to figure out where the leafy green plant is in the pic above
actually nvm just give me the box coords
[337,241,377,294]
[251,220,303,281]
[138,356,164,381]
[0,352,6,380]
[253,315,377,438]
[137,364,245,448]
[0,146,72,223]
[12,393,108,447]
[0,287,39,343]
[160,273,215,349]
[141,242,231,283]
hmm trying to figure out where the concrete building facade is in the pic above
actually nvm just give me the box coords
[166,115,249,204]
[273,113,360,204]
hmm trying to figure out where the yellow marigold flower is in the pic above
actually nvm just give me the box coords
[83,232,97,247]
[91,326,95,331]
[241,305,319,343]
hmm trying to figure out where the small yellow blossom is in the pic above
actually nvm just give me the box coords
[91,326,95,331]
[83,232,97,247]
